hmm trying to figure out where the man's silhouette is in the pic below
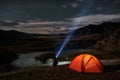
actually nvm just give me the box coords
[52,57,58,66]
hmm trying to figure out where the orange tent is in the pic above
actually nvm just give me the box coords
[69,54,103,73]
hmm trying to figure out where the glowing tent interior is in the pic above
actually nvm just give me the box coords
[69,54,103,73]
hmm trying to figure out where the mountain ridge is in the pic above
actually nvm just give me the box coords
[73,22,120,51]
[0,22,120,50]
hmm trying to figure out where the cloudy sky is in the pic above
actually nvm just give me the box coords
[0,0,120,34]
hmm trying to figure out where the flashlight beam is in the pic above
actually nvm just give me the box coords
[56,0,94,58]
[56,30,74,58]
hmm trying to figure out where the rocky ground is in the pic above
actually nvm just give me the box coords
[0,58,119,80]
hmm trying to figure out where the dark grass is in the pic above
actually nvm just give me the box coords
[104,64,120,72]
[0,50,120,80]
[0,35,96,54]
[0,65,120,80]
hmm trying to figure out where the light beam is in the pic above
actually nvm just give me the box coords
[56,0,94,58]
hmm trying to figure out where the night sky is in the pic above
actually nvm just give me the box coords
[0,0,120,21]
[0,0,120,34]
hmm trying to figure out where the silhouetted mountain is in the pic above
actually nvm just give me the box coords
[0,29,29,38]
[96,27,120,51]
[74,22,120,36]
[0,29,30,45]
[0,22,120,50]
[73,22,120,50]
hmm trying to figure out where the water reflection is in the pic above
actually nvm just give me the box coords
[11,51,71,68]
[11,52,47,68]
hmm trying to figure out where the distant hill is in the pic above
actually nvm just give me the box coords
[73,22,120,51]
[74,22,120,37]
[0,22,120,51]
[0,29,30,45]
[96,27,120,51]
[0,29,54,45]
[0,30,28,37]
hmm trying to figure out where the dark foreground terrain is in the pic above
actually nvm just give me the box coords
[0,49,120,80]
[0,64,120,80]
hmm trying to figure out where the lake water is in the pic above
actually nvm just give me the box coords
[11,49,94,68]
[11,52,49,68]
[11,51,71,68]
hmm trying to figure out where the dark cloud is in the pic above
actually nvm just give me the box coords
[0,0,119,21]
[0,0,120,34]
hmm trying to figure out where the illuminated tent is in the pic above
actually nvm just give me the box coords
[69,54,103,73]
